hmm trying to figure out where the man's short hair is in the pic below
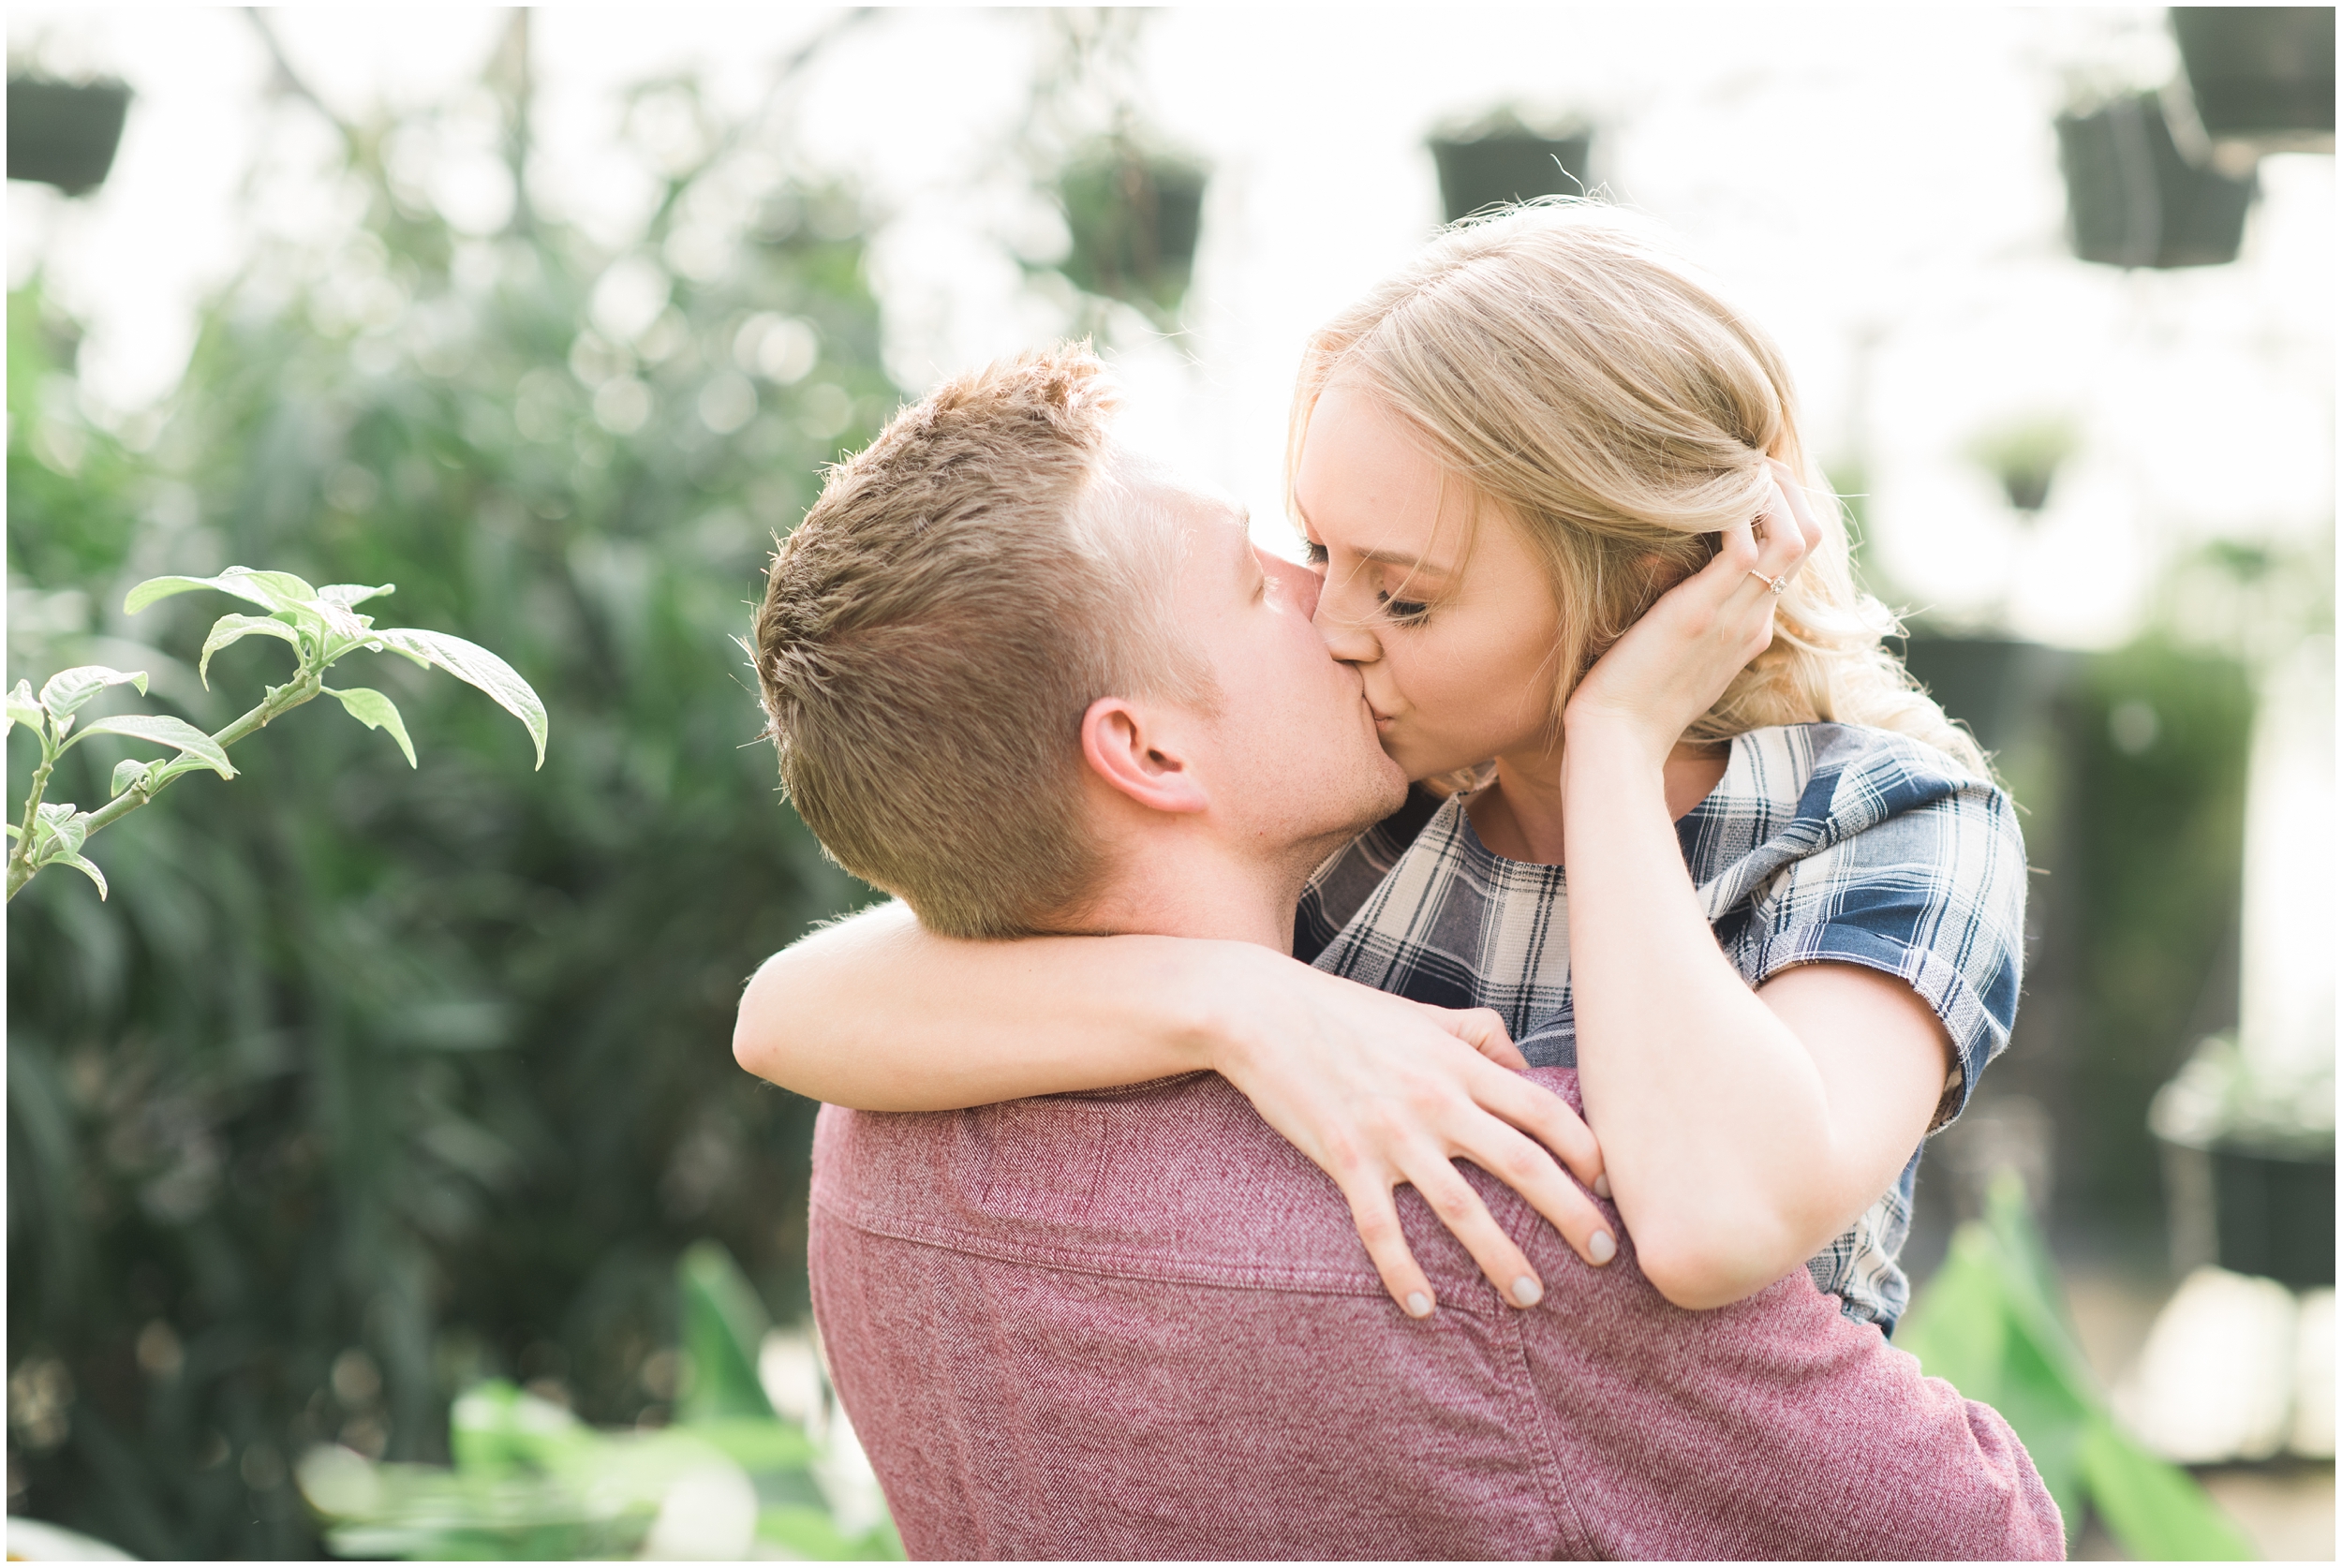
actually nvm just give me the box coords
[753,345,1211,939]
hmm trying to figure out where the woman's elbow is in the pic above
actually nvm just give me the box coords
[733,954,813,1087]
[1630,1213,1801,1311]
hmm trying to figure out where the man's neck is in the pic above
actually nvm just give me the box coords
[1063,830,1329,954]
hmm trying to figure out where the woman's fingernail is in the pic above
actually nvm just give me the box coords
[1589,1230,1617,1265]
[1593,1173,1612,1199]
[1512,1275,1543,1307]
[1406,1292,1432,1317]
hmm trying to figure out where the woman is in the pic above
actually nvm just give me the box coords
[736,200,2025,1331]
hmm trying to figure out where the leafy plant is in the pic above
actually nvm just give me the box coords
[298,1243,897,1561]
[1895,1172,2256,1559]
[8,24,887,1560]
[7,568,545,903]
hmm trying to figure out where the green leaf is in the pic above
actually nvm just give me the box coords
[110,759,149,798]
[6,679,44,737]
[318,582,395,607]
[2079,1413,2259,1560]
[1895,1221,2090,1544]
[448,1381,592,1477]
[37,665,150,719]
[67,714,237,778]
[34,802,85,854]
[684,1416,819,1472]
[199,613,304,688]
[372,627,549,768]
[125,566,319,616]
[325,686,417,767]
[757,1504,902,1561]
[678,1241,776,1424]
[50,851,107,899]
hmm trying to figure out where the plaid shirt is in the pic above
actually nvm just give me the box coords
[1295,722,2028,1331]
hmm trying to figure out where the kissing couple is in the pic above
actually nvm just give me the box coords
[738,200,2055,1560]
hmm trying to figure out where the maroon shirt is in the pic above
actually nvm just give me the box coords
[809,1067,2061,1560]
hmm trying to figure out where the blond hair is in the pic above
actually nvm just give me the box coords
[1289,200,1985,776]
[754,345,1208,939]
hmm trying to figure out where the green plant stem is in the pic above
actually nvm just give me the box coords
[7,671,324,901]
[5,747,59,899]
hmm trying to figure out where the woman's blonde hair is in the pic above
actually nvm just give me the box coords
[1288,199,1986,777]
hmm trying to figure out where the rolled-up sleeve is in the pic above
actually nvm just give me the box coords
[1735,740,2029,1125]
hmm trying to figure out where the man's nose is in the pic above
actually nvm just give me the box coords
[1265,553,1324,620]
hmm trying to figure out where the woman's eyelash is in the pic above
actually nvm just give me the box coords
[1377,592,1432,624]
[1301,540,1328,566]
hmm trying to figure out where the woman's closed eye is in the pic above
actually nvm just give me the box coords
[1377,590,1432,625]
[1300,539,1329,569]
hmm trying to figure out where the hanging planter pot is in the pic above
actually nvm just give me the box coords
[1966,417,2080,515]
[2172,6,2335,150]
[1055,139,1208,322]
[2210,1146,2335,1286]
[2153,1036,2336,1288]
[7,76,133,197]
[1428,111,1591,224]
[2055,93,2257,269]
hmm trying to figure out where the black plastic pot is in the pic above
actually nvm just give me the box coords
[2002,466,2053,514]
[1429,130,1590,224]
[2172,7,2336,144]
[2055,94,2257,269]
[2212,1145,2335,1287]
[1057,151,1207,320]
[7,77,132,197]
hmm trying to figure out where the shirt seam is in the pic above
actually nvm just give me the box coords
[810,1191,1511,1315]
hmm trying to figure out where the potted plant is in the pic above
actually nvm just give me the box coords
[1427,109,1592,225]
[1967,415,2080,515]
[2152,1035,2335,1287]
[2054,92,2257,269]
[2171,6,2335,151]
[1054,134,1208,325]
[7,75,133,196]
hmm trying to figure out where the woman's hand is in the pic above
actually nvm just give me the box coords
[1564,460,1824,767]
[1205,947,1616,1318]
[735,905,1612,1318]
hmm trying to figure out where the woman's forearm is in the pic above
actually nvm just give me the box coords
[733,902,1230,1109]
[1562,721,1875,1309]
[734,899,1628,1310]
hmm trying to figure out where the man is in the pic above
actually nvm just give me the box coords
[744,347,2061,1559]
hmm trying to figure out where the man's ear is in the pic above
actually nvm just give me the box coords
[1080,697,1209,816]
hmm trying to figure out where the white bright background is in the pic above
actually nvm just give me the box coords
[7,5,2334,651]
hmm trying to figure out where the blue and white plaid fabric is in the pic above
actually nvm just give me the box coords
[1294,723,2028,1331]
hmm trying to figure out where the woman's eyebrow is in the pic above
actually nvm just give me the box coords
[1291,497,1452,574]
[1350,546,1452,574]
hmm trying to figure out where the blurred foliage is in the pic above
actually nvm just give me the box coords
[1897,1172,2256,1559]
[300,1243,897,1561]
[7,42,889,1560]
[2061,637,2256,1229]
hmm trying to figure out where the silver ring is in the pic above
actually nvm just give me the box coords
[1750,570,1787,596]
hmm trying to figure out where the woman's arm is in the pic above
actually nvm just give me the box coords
[734,902,1621,1312]
[1561,468,1951,1309]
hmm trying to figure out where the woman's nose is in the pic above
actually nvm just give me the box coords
[1312,588,1381,664]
